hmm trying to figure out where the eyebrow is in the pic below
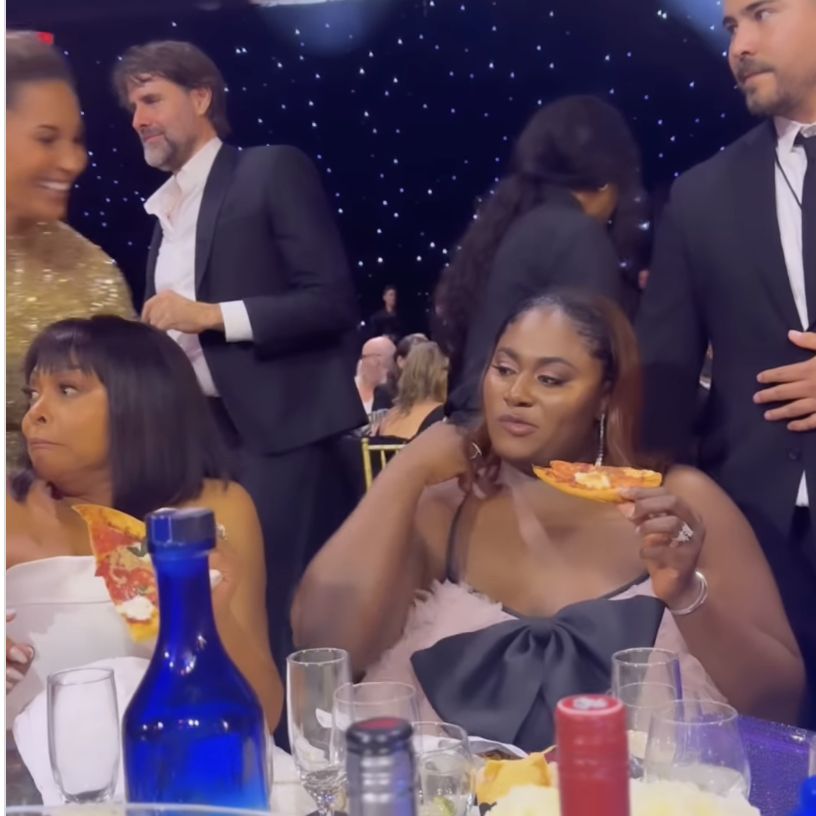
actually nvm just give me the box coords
[495,346,578,370]
[723,0,774,26]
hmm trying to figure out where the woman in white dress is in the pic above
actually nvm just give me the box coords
[6,316,283,732]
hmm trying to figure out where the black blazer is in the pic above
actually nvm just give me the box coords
[448,186,630,414]
[636,120,816,541]
[146,144,367,455]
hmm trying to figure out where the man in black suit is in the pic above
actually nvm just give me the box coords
[113,41,366,670]
[636,0,816,722]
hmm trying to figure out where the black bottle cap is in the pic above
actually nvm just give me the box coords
[346,718,413,756]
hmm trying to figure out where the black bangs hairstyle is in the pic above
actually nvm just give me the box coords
[10,316,232,521]
[463,289,649,476]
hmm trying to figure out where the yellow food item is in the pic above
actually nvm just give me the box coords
[475,753,553,805]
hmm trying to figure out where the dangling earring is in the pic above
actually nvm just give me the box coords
[595,413,606,466]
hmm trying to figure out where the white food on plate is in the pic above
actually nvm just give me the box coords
[489,780,760,816]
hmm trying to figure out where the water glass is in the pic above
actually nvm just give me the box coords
[611,648,682,699]
[616,681,678,778]
[47,668,120,803]
[334,681,420,734]
[287,648,352,816]
[809,733,816,776]
[644,699,750,797]
[412,722,475,816]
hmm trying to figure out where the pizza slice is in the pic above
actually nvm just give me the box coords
[532,461,662,503]
[73,504,159,643]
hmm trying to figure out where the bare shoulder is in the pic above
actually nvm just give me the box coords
[196,479,256,513]
[663,464,720,498]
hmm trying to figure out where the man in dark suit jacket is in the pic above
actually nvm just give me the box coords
[636,0,816,723]
[113,41,366,670]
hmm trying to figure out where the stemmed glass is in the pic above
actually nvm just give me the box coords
[333,681,420,735]
[47,668,120,803]
[287,648,352,816]
[412,722,475,816]
[644,699,751,797]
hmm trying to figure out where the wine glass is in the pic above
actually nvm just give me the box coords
[47,668,120,803]
[333,681,420,734]
[615,681,678,778]
[412,722,475,816]
[287,648,352,816]
[644,699,750,797]
[611,648,682,699]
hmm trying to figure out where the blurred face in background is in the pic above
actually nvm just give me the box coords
[384,288,397,311]
[128,77,214,172]
[359,337,396,386]
[6,80,87,230]
[725,0,816,121]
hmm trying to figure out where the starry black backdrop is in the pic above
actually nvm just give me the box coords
[13,0,755,332]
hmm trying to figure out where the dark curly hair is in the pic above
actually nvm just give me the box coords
[433,95,646,363]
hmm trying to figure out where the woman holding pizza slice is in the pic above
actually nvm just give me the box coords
[5,316,283,733]
[294,291,805,752]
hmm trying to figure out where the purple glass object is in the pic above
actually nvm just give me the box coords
[740,716,812,816]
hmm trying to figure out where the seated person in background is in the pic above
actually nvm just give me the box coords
[355,336,396,414]
[5,316,283,731]
[368,285,403,342]
[374,342,448,441]
[372,333,429,412]
[294,291,803,751]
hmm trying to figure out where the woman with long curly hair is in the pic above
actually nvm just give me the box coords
[435,95,647,416]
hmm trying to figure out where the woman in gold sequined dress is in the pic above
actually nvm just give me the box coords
[6,32,134,467]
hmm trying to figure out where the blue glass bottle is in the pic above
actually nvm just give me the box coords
[123,508,269,809]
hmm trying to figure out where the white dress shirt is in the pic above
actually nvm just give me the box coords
[144,137,254,397]
[774,117,816,506]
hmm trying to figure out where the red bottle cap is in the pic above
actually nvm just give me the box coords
[556,695,628,763]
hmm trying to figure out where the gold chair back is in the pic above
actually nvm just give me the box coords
[361,438,406,490]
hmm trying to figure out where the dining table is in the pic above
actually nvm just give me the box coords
[6,717,814,815]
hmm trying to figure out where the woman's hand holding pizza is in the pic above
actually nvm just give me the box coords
[618,487,706,611]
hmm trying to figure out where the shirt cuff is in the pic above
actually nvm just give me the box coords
[219,300,254,342]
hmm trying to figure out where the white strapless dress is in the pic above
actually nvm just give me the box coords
[6,556,153,725]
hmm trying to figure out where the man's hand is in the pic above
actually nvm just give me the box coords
[755,330,816,431]
[142,291,224,334]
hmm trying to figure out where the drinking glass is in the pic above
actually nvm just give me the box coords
[47,667,120,803]
[333,681,420,735]
[611,648,682,699]
[809,733,816,776]
[412,722,475,816]
[615,681,678,779]
[644,699,750,797]
[287,648,352,816]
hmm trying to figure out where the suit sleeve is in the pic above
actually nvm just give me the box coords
[242,147,359,353]
[635,196,707,458]
[449,215,624,414]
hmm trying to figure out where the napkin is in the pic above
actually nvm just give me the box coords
[12,656,149,805]
[13,654,300,811]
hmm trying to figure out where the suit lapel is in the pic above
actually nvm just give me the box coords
[145,220,162,302]
[195,144,239,291]
[732,121,801,330]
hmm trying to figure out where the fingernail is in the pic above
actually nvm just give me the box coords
[9,647,31,664]
[6,667,25,683]
[6,608,16,618]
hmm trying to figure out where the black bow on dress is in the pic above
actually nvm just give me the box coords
[411,595,665,754]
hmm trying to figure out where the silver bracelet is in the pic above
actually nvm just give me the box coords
[670,570,708,616]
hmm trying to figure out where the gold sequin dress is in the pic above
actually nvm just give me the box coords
[6,221,135,468]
